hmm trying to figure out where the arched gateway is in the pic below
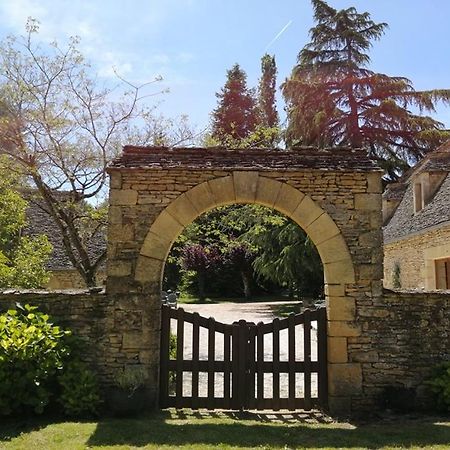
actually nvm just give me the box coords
[106,146,383,414]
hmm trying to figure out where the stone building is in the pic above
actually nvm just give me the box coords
[24,196,106,289]
[383,141,450,290]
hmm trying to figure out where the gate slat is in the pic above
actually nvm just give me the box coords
[288,314,296,411]
[272,318,280,411]
[247,324,256,409]
[238,320,247,409]
[223,327,231,409]
[207,317,216,409]
[175,307,185,408]
[317,307,328,409]
[159,305,170,408]
[304,309,312,411]
[191,312,200,409]
[256,322,264,409]
[231,324,240,409]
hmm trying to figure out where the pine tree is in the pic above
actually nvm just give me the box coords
[282,0,450,178]
[258,54,279,130]
[211,64,258,144]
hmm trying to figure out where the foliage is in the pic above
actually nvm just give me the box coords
[165,204,324,300]
[0,158,52,289]
[427,362,450,412]
[211,63,258,144]
[0,19,197,287]
[257,54,279,146]
[282,0,450,179]
[57,360,101,417]
[0,304,70,415]
[181,244,222,300]
[2,236,53,289]
[114,366,148,396]
[169,333,177,360]
[224,243,255,298]
[0,303,101,417]
[241,211,324,298]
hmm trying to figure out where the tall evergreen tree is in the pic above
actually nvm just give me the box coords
[258,54,279,130]
[211,64,258,144]
[282,0,450,178]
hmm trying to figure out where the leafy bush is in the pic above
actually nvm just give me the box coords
[0,304,70,415]
[427,362,450,412]
[0,303,101,417]
[58,360,101,416]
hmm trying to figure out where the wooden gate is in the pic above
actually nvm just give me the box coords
[160,305,328,411]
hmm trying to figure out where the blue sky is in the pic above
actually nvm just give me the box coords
[0,0,449,133]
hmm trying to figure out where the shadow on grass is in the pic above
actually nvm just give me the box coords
[84,410,450,449]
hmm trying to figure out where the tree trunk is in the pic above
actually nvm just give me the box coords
[197,271,206,301]
[241,270,252,299]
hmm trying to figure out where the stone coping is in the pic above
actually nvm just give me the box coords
[108,146,382,172]
[0,288,106,296]
[383,287,450,296]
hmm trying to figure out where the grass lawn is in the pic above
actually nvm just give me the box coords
[1,410,449,450]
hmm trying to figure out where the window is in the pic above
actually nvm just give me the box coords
[413,182,423,213]
[435,258,450,290]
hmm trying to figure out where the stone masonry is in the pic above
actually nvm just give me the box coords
[0,289,161,407]
[1,145,448,416]
[105,146,384,414]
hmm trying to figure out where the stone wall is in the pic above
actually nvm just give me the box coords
[384,224,450,290]
[350,289,450,411]
[46,270,107,290]
[0,290,159,407]
[1,288,448,414]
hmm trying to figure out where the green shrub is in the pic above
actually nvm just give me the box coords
[427,362,450,412]
[57,360,101,416]
[0,303,101,417]
[0,304,70,415]
[169,332,177,360]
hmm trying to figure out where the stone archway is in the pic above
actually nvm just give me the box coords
[106,146,384,414]
[135,174,355,287]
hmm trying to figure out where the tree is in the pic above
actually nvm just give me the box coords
[258,54,279,146]
[282,0,450,178]
[240,209,323,299]
[211,64,258,144]
[225,243,255,299]
[0,158,52,288]
[181,244,222,301]
[0,19,196,287]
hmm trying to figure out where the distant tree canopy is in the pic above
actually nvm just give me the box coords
[209,57,280,149]
[282,0,450,179]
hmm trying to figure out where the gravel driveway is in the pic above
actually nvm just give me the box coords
[172,301,319,401]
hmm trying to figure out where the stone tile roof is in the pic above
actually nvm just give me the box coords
[108,146,382,172]
[23,197,106,271]
[383,140,450,242]
[382,182,407,201]
[383,172,450,242]
[415,140,450,173]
